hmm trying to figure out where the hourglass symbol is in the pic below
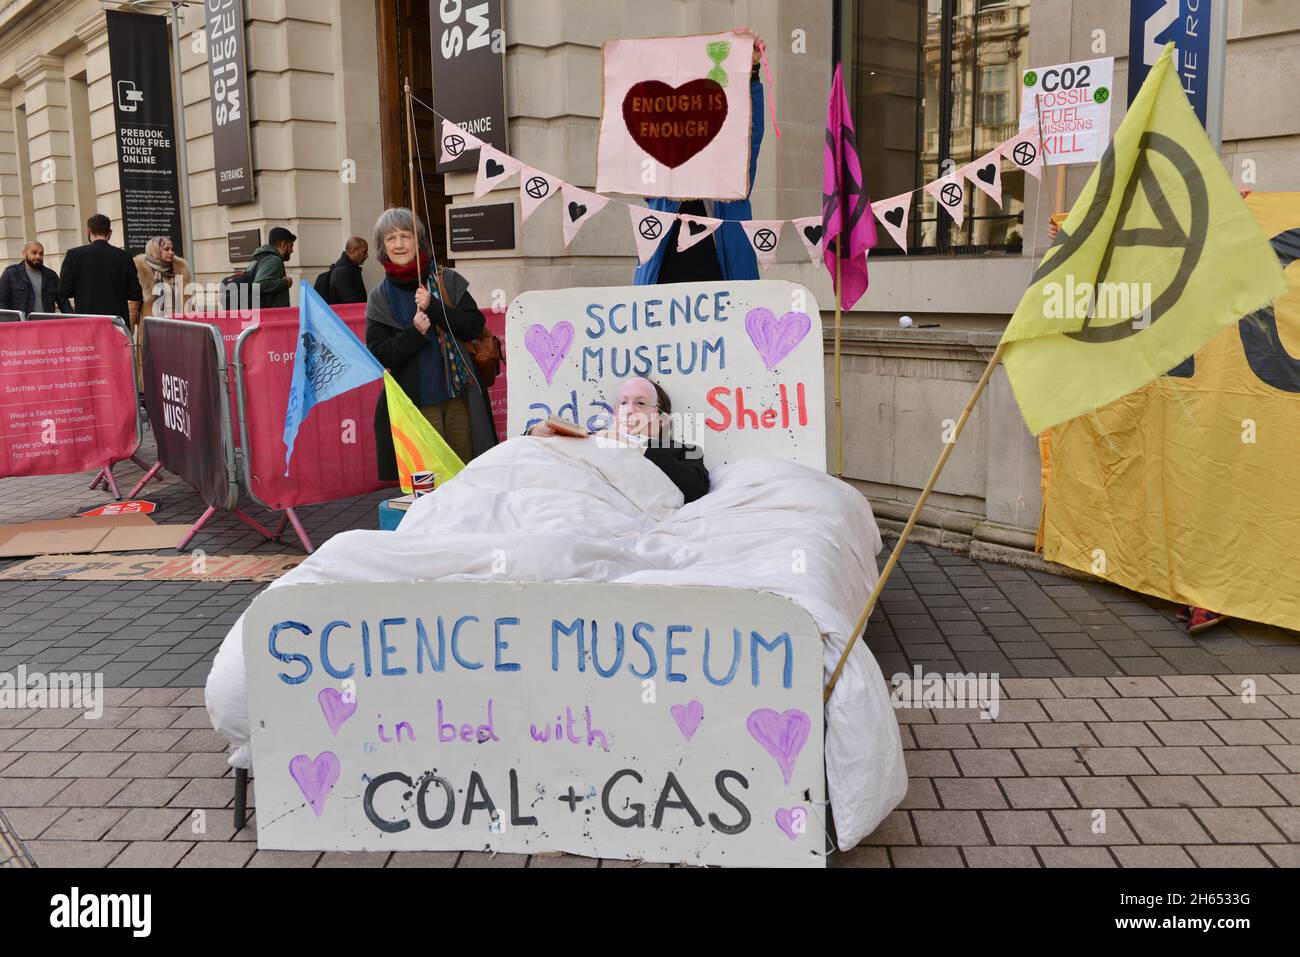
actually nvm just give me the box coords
[706,40,732,87]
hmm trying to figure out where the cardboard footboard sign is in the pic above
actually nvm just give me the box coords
[245,581,826,867]
[506,280,826,470]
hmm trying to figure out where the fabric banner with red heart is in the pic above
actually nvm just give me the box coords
[871,193,912,253]
[961,149,1004,207]
[596,31,755,201]
[560,184,609,248]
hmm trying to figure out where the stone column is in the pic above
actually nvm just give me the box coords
[74,13,119,237]
[0,88,27,261]
[16,53,79,266]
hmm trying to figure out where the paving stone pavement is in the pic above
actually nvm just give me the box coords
[1,437,1297,867]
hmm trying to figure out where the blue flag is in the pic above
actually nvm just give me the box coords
[283,282,383,473]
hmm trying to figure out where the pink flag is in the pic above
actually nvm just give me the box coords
[739,220,785,270]
[791,215,824,264]
[999,126,1044,181]
[871,193,912,253]
[822,64,877,309]
[560,184,608,247]
[439,119,483,165]
[960,149,1003,206]
[519,167,561,222]
[475,146,520,198]
[629,206,678,265]
[677,214,723,253]
[925,170,966,227]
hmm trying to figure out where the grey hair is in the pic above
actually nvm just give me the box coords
[373,207,432,263]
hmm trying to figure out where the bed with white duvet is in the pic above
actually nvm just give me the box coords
[205,436,907,851]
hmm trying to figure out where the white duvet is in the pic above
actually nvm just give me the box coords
[205,437,907,849]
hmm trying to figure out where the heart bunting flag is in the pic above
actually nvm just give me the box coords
[560,184,609,247]
[677,214,723,253]
[739,220,785,270]
[628,206,679,265]
[961,149,1003,206]
[871,193,912,252]
[790,215,824,265]
[475,146,521,198]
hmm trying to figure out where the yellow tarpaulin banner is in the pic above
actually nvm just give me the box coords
[1041,192,1300,630]
[1001,43,1285,435]
[384,371,466,494]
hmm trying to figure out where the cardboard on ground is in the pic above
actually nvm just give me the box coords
[0,514,187,558]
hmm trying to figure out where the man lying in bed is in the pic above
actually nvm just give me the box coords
[526,376,710,503]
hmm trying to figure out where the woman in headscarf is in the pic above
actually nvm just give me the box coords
[366,207,497,477]
[130,236,191,332]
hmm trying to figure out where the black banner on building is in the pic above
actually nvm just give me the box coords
[106,11,184,256]
[432,0,508,173]
[206,0,255,205]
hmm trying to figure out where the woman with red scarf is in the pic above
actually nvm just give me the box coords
[366,207,497,477]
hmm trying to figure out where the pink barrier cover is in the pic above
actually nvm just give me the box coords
[238,315,390,510]
[0,317,138,479]
[173,302,507,506]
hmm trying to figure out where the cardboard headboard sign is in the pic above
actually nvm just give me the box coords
[245,580,827,867]
[505,280,826,471]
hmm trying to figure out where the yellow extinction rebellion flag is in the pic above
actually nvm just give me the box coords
[383,371,466,493]
[1001,43,1285,435]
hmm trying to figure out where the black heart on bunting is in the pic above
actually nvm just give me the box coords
[485,159,505,178]
[977,163,997,185]
[568,202,587,222]
[804,225,824,245]
[884,207,905,228]
[687,221,708,236]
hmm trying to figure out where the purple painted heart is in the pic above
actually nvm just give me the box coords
[623,78,728,169]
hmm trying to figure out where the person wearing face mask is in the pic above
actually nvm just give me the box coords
[366,207,497,478]
[527,376,710,503]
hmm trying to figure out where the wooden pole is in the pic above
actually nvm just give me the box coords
[834,251,843,477]
[403,76,418,213]
[824,339,1007,702]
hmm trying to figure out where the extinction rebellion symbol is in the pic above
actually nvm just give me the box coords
[940,183,964,207]
[638,216,664,240]
[1012,141,1038,167]
[444,133,466,158]
[752,228,778,252]
[525,176,550,200]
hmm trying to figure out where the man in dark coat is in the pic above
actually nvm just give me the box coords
[58,214,142,320]
[0,241,70,315]
[328,237,369,304]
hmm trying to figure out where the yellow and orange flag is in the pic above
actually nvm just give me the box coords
[383,371,465,493]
